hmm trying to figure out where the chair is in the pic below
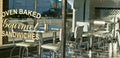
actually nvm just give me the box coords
[67,26,83,57]
[90,20,114,55]
[74,26,83,46]
[41,28,62,58]
[76,23,92,54]
[10,29,41,58]
[68,26,84,48]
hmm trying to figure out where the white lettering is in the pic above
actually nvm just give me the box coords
[3,9,41,19]
[36,13,41,19]
[13,9,18,14]
[2,12,6,17]
[9,10,13,15]
[19,9,23,14]
[32,11,37,18]
[27,10,32,16]
[5,11,9,16]
[24,10,28,15]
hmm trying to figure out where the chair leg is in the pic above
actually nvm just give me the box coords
[22,47,26,58]
[10,46,16,58]
[52,52,55,58]
[50,51,52,58]
[22,47,29,58]
[10,46,25,58]
[26,47,29,57]
[21,47,29,58]
[18,47,22,58]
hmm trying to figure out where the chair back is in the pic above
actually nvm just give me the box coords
[76,22,89,32]
[58,28,62,41]
[74,26,83,39]
[93,20,108,31]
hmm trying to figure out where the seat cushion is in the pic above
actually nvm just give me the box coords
[41,43,60,52]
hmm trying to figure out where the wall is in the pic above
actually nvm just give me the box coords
[3,0,9,11]
[90,0,120,19]
[93,0,120,7]
[0,0,3,45]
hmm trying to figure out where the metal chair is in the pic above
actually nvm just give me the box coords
[74,26,83,48]
[67,26,84,58]
[41,28,62,58]
[10,29,41,58]
[76,22,91,50]
[90,20,114,57]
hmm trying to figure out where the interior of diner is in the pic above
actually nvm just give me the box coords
[1,0,120,58]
